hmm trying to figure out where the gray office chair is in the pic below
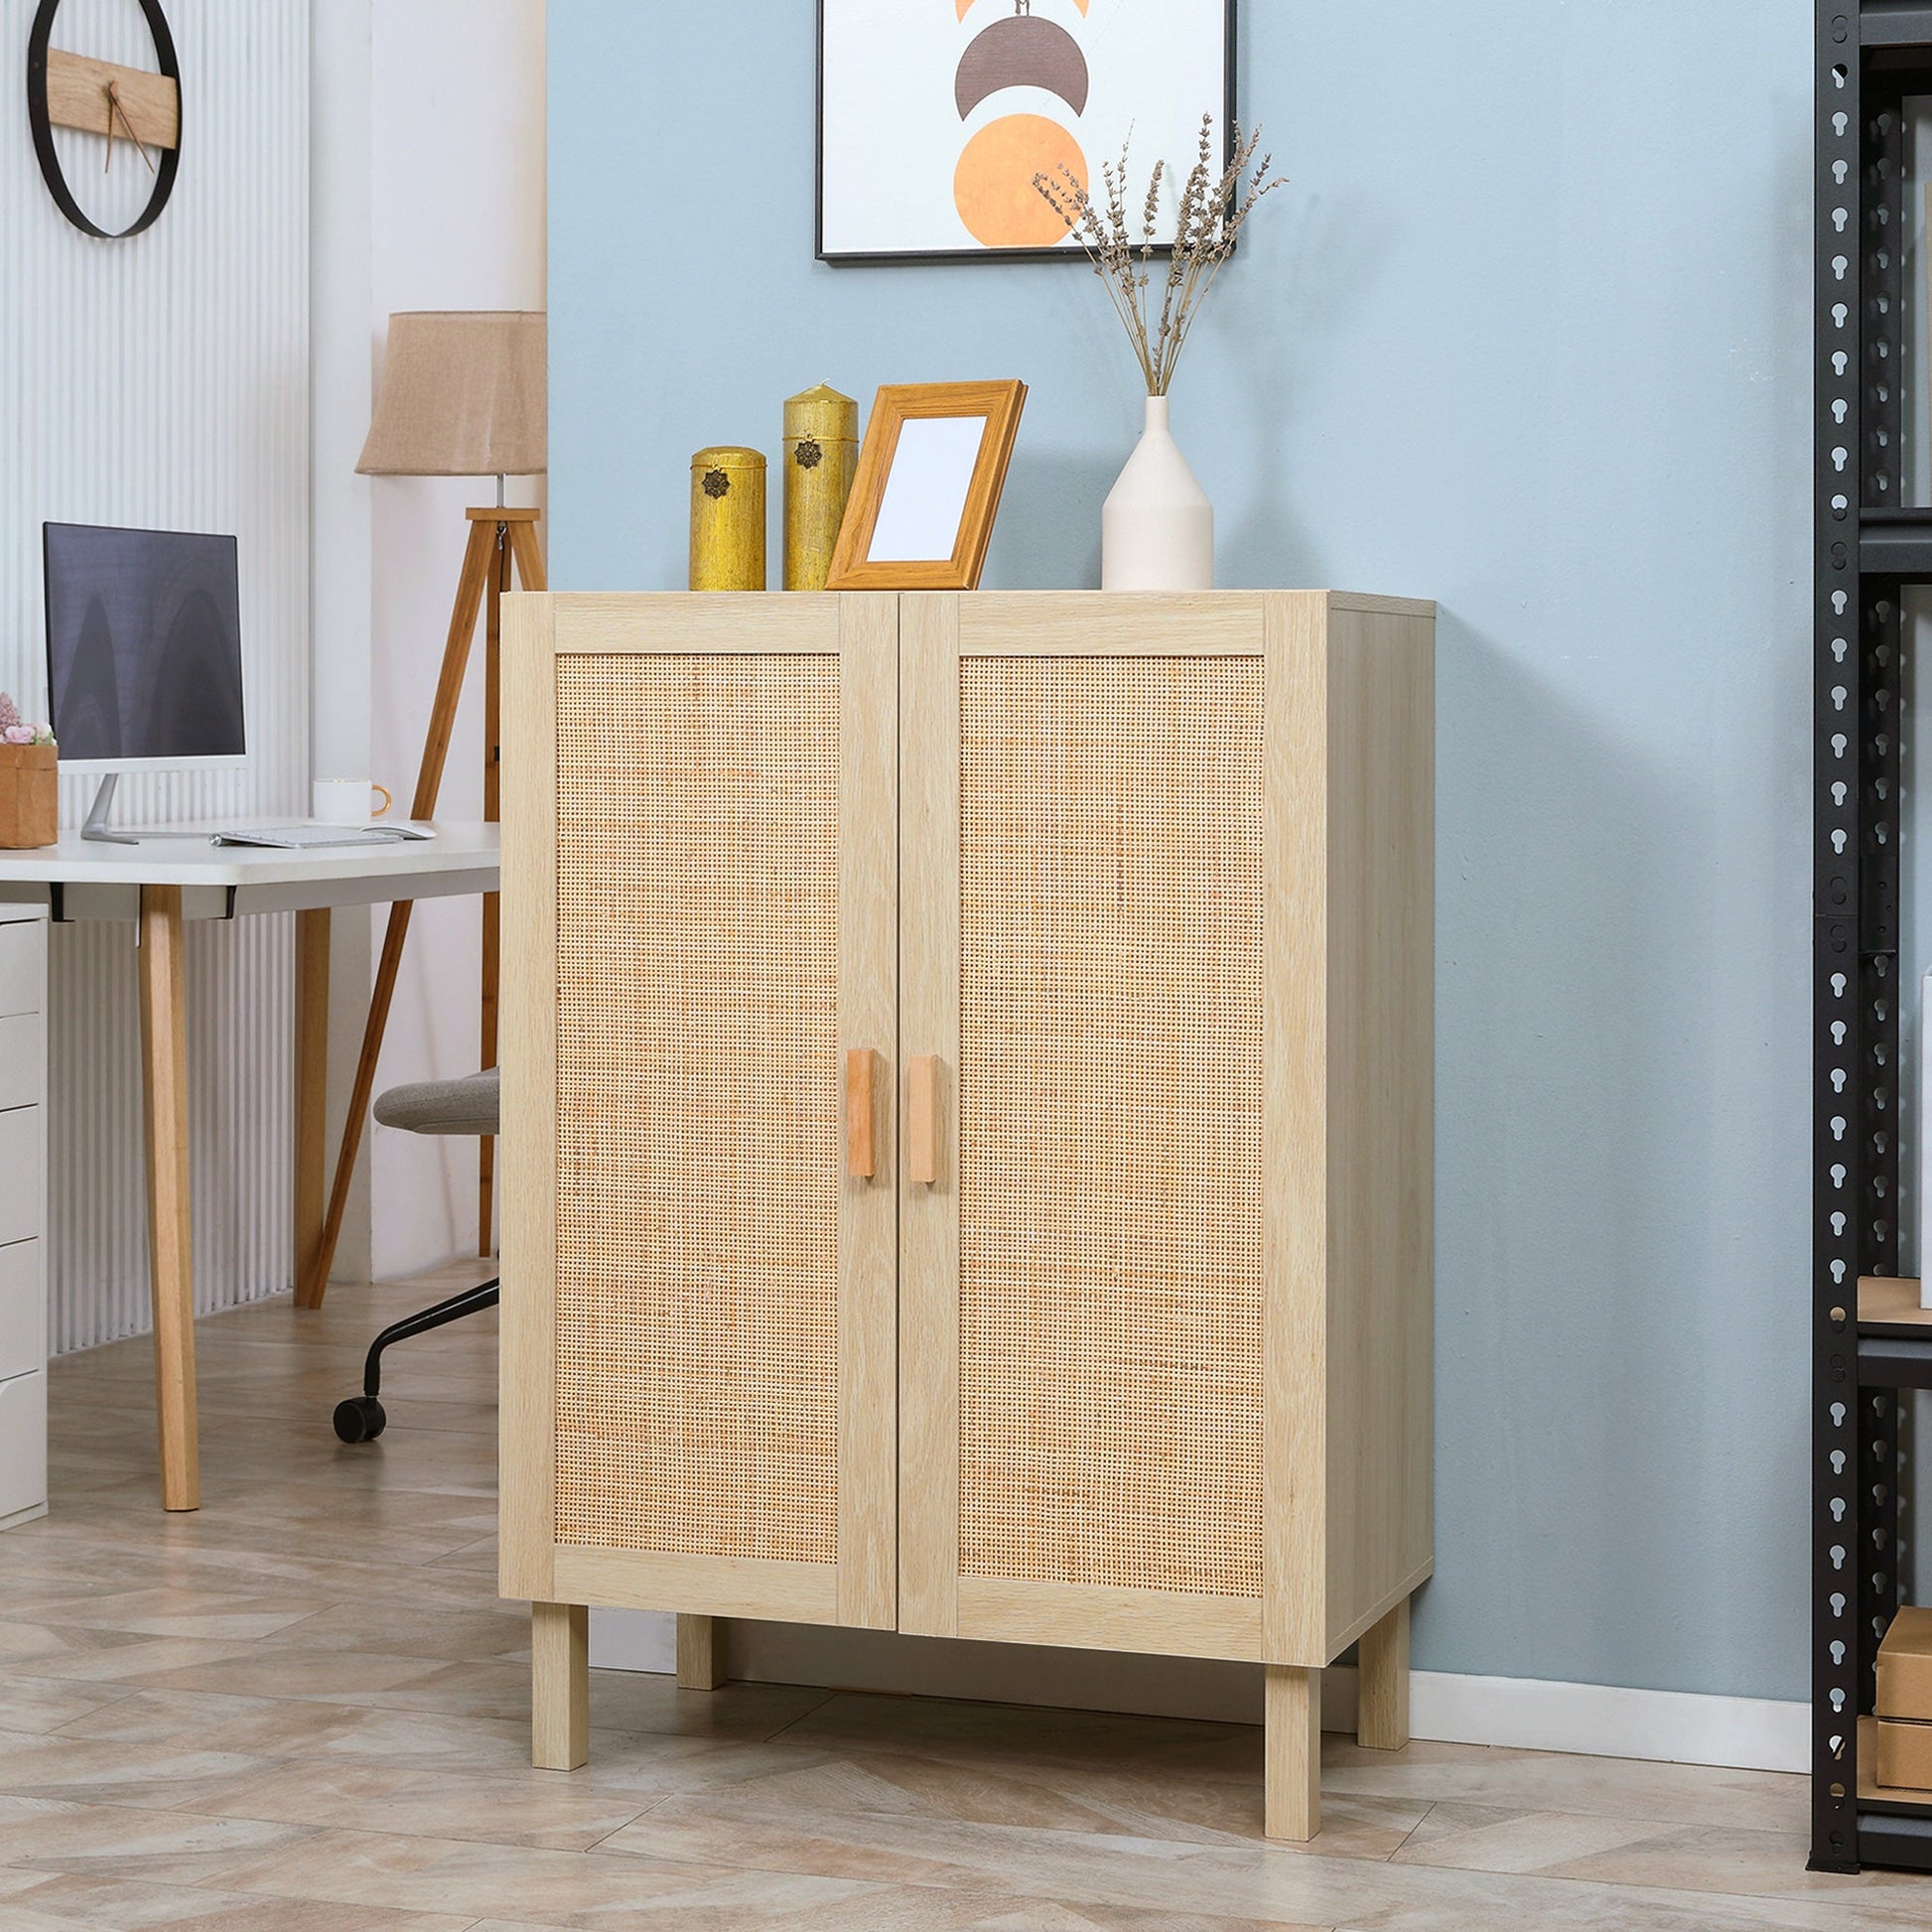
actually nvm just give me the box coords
[332,1068,500,1444]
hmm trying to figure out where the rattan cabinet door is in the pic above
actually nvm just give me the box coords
[897,592,1275,1664]
[502,593,898,1632]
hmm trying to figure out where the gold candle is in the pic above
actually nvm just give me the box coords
[782,384,859,592]
[689,447,767,591]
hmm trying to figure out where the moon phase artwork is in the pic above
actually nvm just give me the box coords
[817,0,1235,264]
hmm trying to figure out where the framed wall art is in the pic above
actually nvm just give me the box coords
[817,1,1236,265]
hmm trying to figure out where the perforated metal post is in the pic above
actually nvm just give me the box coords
[1814,3,1865,1873]
[1855,583,1901,1716]
[1857,66,1904,1678]
[1816,8,1915,1873]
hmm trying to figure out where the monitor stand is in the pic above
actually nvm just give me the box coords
[81,774,139,846]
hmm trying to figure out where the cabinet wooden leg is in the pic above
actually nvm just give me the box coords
[531,1602,588,1769]
[676,1613,725,1690]
[1265,1665,1321,1841]
[1357,1597,1411,1752]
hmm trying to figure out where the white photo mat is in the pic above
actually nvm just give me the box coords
[866,416,991,562]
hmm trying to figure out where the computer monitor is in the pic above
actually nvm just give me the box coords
[43,522,246,842]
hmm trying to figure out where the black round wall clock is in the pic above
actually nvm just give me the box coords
[27,0,181,239]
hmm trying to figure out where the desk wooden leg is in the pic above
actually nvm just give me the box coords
[1265,1664,1321,1842]
[1357,1597,1412,1751]
[478,889,497,1257]
[138,886,198,1512]
[293,909,331,1309]
[676,1614,725,1691]
[532,1602,589,1769]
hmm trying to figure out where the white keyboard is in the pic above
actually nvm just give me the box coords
[209,824,436,850]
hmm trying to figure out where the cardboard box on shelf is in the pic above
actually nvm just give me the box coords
[1877,1607,1932,1724]
[1876,1718,1932,1793]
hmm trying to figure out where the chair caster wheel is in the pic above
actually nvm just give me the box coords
[334,1395,386,1443]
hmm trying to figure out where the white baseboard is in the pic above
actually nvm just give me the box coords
[590,1607,675,1675]
[588,1609,1806,1776]
[1401,1670,1807,1775]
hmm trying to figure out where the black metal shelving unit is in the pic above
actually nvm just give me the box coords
[1815,0,1932,1876]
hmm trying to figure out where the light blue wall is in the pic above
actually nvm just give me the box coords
[550,2,1813,1702]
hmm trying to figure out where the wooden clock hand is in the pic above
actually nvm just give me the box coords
[104,80,155,176]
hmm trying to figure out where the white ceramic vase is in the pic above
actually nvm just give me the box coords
[1101,394,1214,591]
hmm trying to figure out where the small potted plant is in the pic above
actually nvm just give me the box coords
[0,694,57,849]
[1036,117,1285,591]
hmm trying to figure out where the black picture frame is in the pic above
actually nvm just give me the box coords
[27,0,182,240]
[816,0,1237,268]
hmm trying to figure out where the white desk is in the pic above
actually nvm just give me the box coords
[0,823,499,1510]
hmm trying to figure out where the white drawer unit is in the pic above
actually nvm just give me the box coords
[0,1242,37,1383]
[0,919,38,1019]
[0,1370,47,1525]
[0,1014,41,1112]
[0,909,47,1532]
[0,1105,37,1251]
[0,1107,38,1250]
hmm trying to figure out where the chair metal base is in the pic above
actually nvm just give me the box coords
[333,1278,499,1443]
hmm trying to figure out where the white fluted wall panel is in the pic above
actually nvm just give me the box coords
[0,0,310,1351]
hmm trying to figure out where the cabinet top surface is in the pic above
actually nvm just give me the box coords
[529,589,1437,620]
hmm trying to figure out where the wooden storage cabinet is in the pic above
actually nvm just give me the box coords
[503,591,1434,1839]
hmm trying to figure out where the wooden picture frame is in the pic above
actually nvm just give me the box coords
[826,381,1028,592]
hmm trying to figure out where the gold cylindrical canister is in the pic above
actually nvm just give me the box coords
[782,384,859,592]
[689,447,767,591]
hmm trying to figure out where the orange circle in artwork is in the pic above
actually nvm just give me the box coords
[953,115,1086,250]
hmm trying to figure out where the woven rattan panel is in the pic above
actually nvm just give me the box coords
[957,656,1267,1598]
[553,655,841,1565]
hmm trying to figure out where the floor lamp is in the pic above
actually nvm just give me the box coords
[299,311,547,1309]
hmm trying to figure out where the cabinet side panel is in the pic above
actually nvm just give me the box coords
[1263,594,1331,1666]
[898,593,963,1637]
[838,593,900,1630]
[552,648,843,1569]
[1321,603,1436,1656]
[501,592,559,1605]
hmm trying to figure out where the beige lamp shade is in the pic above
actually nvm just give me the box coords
[356,311,547,477]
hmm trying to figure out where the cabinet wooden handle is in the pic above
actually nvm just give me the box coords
[908,1054,939,1187]
[846,1048,879,1179]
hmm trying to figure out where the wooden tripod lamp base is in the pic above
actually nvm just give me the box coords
[295,504,545,1309]
[299,310,548,1307]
